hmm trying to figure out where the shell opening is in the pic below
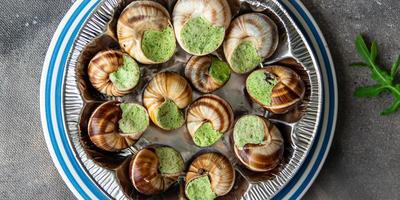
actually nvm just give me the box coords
[208,57,231,85]
[181,17,225,55]
[109,55,140,91]
[185,175,217,200]
[141,26,176,63]
[155,99,185,130]
[118,103,149,136]
[230,41,262,73]
[246,70,278,106]
[193,122,223,147]
[233,115,266,149]
[154,147,184,175]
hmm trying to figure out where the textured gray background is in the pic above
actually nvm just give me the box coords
[0,0,399,199]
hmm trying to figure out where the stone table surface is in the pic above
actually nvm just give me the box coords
[1,0,399,199]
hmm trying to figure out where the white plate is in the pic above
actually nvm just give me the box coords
[40,0,337,199]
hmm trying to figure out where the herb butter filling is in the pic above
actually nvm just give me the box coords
[109,55,140,91]
[233,115,265,149]
[246,70,278,106]
[209,57,231,84]
[118,103,149,135]
[193,122,223,147]
[181,17,225,55]
[156,99,185,130]
[155,147,184,174]
[186,176,216,200]
[230,41,263,73]
[142,27,176,62]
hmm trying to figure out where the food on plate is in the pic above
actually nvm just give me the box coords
[88,101,149,151]
[233,115,284,172]
[173,0,231,55]
[246,66,305,114]
[186,95,234,147]
[185,152,235,200]
[118,1,176,64]
[185,55,231,93]
[224,13,279,74]
[143,72,193,130]
[130,145,184,195]
[88,50,140,96]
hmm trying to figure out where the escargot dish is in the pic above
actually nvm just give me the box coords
[88,50,140,96]
[185,152,235,200]
[143,72,193,130]
[117,1,176,64]
[233,115,284,172]
[246,65,305,114]
[130,145,184,195]
[88,101,149,152]
[173,0,231,55]
[224,13,279,74]
[187,95,234,147]
[185,55,231,93]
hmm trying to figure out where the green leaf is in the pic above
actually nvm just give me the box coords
[391,55,400,77]
[370,41,378,62]
[350,62,369,68]
[381,100,400,115]
[355,35,371,63]
[371,67,393,84]
[354,85,387,98]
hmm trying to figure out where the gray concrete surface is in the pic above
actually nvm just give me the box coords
[0,0,399,199]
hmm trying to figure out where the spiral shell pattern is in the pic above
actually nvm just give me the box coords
[173,0,231,55]
[143,72,193,129]
[224,13,279,73]
[130,147,181,195]
[187,95,234,139]
[185,55,229,93]
[234,117,284,172]
[88,101,141,152]
[88,50,136,96]
[186,152,235,196]
[117,1,174,64]
[248,66,305,114]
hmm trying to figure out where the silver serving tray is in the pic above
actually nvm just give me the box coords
[63,0,322,199]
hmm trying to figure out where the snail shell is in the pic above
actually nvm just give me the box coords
[233,115,284,172]
[88,101,147,152]
[224,13,279,74]
[187,95,234,147]
[246,66,305,114]
[117,1,176,64]
[143,72,193,130]
[173,0,231,55]
[185,55,231,93]
[130,145,184,195]
[185,152,235,197]
[88,50,140,96]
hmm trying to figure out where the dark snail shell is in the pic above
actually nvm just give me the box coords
[88,101,146,152]
[186,95,234,146]
[246,66,305,114]
[130,146,184,195]
[185,152,235,197]
[185,55,231,93]
[233,115,284,172]
[88,50,139,97]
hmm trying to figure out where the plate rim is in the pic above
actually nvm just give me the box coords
[39,0,338,199]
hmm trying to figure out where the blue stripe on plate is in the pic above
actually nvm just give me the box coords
[45,0,107,199]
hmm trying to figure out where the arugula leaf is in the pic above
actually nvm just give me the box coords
[353,35,400,115]
[354,85,386,98]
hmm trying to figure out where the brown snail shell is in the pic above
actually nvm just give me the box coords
[224,13,279,74]
[117,1,175,64]
[233,115,284,172]
[88,101,147,152]
[185,55,231,93]
[143,72,193,130]
[88,50,140,96]
[185,152,235,197]
[246,66,305,114]
[173,0,232,55]
[130,145,184,195]
[186,95,234,146]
